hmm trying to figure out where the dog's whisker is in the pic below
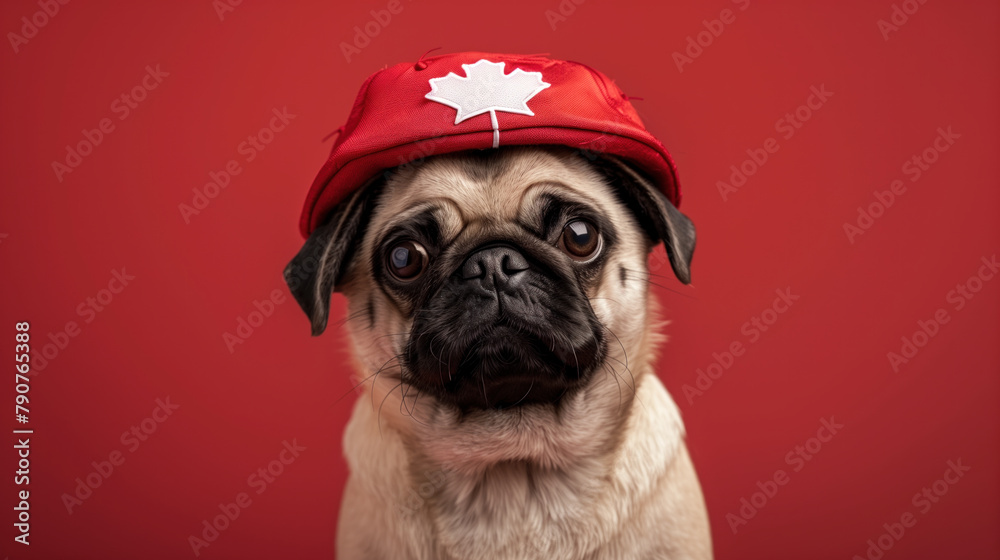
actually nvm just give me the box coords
[510,378,535,407]
[376,379,405,439]
[428,331,450,368]
[426,331,450,386]
[331,308,370,329]
[600,323,631,370]
[402,385,434,428]
[606,351,649,415]
[370,332,410,346]
[446,345,453,382]
[601,361,625,413]
[332,355,400,409]
[596,322,639,409]
[620,267,677,281]
[399,379,422,424]
[369,354,404,401]
[398,374,424,421]
[604,355,637,396]
[620,270,698,300]
[587,296,626,307]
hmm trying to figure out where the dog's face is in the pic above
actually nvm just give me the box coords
[286,146,694,471]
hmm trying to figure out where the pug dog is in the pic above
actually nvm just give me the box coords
[285,145,712,559]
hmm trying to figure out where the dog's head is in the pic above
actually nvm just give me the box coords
[285,146,694,469]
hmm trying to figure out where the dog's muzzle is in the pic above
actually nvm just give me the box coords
[405,243,605,410]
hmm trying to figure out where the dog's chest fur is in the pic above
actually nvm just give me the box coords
[340,372,692,560]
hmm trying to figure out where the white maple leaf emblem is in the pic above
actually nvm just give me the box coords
[425,59,550,148]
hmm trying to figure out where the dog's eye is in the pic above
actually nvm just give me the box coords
[386,240,427,281]
[559,220,601,261]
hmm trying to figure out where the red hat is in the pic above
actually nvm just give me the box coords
[299,51,682,237]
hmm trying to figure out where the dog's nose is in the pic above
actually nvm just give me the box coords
[460,245,530,288]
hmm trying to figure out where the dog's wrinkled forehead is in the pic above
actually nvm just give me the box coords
[369,147,622,239]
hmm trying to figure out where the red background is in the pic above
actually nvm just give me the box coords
[2,1,998,559]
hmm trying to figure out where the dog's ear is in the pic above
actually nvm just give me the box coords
[284,179,384,336]
[589,155,696,284]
